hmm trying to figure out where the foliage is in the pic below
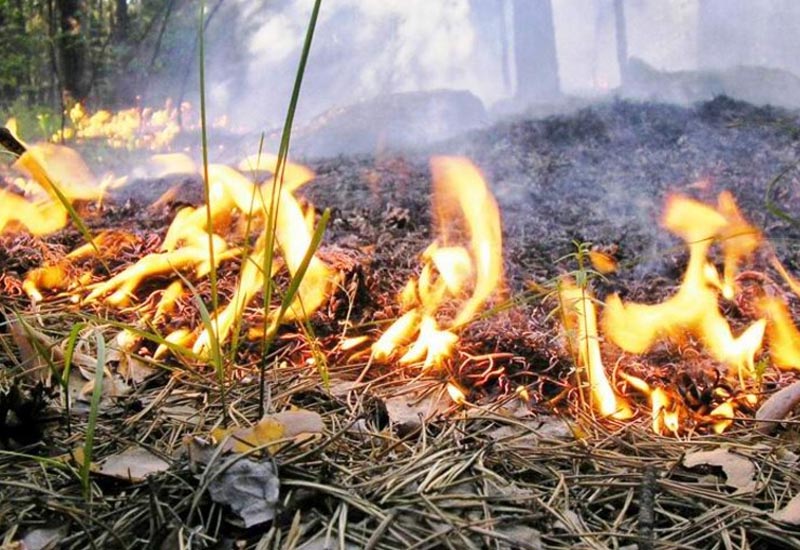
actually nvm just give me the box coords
[0,0,254,113]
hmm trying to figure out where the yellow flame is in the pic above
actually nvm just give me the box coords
[709,400,735,434]
[559,280,632,420]
[602,194,765,378]
[371,157,503,369]
[717,191,761,300]
[53,100,191,151]
[651,388,680,435]
[759,297,800,370]
[447,382,467,405]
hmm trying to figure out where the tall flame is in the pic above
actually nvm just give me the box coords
[372,157,503,369]
[559,280,632,420]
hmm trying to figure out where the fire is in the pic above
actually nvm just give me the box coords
[53,100,188,150]
[0,128,114,236]
[758,297,800,370]
[77,154,334,355]
[558,280,632,420]
[371,157,503,370]
[601,194,765,379]
[599,191,800,434]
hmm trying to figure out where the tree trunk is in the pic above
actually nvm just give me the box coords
[613,0,628,87]
[115,0,129,42]
[512,0,559,101]
[57,0,88,101]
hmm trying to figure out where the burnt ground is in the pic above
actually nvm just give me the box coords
[2,96,800,548]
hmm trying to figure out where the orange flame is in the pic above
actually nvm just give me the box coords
[601,194,765,379]
[758,297,800,370]
[372,157,503,369]
[559,280,632,420]
[74,153,333,355]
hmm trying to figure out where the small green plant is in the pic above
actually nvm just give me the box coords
[551,241,608,417]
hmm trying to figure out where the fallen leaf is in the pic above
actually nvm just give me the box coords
[489,416,575,444]
[773,492,800,524]
[755,380,800,435]
[207,457,280,527]
[212,409,324,454]
[108,330,158,384]
[384,393,448,432]
[20,525,69,550]
[162,405,201,426]
[97,447,170,482]
[115,353,157,384]
[683,447,756,494]
[9,317,50,383]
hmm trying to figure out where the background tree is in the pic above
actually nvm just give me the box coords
[57,0,89,101]
[512,0,560,101]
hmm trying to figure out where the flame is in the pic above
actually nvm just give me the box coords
[371,157,503,369]
[758,297,800,370]
[71,152,333,355]
[602,194,765,378]
[559,280,632,420]
[54,100,186,150]
[0,130,112,236]
[651,388,680,435]
[447,381,467,405]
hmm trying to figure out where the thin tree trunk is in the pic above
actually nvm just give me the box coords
[512,0,559,101]
[57,0,88,101]
[114,0,129,42]
[613,0,628,87]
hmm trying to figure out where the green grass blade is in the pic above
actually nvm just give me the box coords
[258,0,323,416]
[269,208,330,337]
[27,165,108,273]
[197,0,220,344]
[765,163,800,227]
[192,289,228,425]
[82,331,105,501]
[62,322,86,437]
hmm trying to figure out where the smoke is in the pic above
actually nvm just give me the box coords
[176,0,800,140]
[223,0,510,130]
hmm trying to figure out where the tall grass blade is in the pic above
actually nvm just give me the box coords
[82,331,105,501]
[62,322,86,437]
[194,292,226,421]
[258,208,330,415]
[197,0,220,344]
[258,0,323,416]
[765,163,800,227]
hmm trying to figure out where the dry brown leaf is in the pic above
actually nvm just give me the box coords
[384,392,449,432]
[683,447,756,494]
[8,318,51,383]
[212,409,324,454]
[773,492,800,524]
[97,447,170,482]
[115,353,157,384]
[755,380,800,434]
[162,405,201,426]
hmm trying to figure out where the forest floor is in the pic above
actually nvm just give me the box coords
[2,97,800,549]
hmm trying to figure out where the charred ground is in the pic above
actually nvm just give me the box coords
[1,97,800,548]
